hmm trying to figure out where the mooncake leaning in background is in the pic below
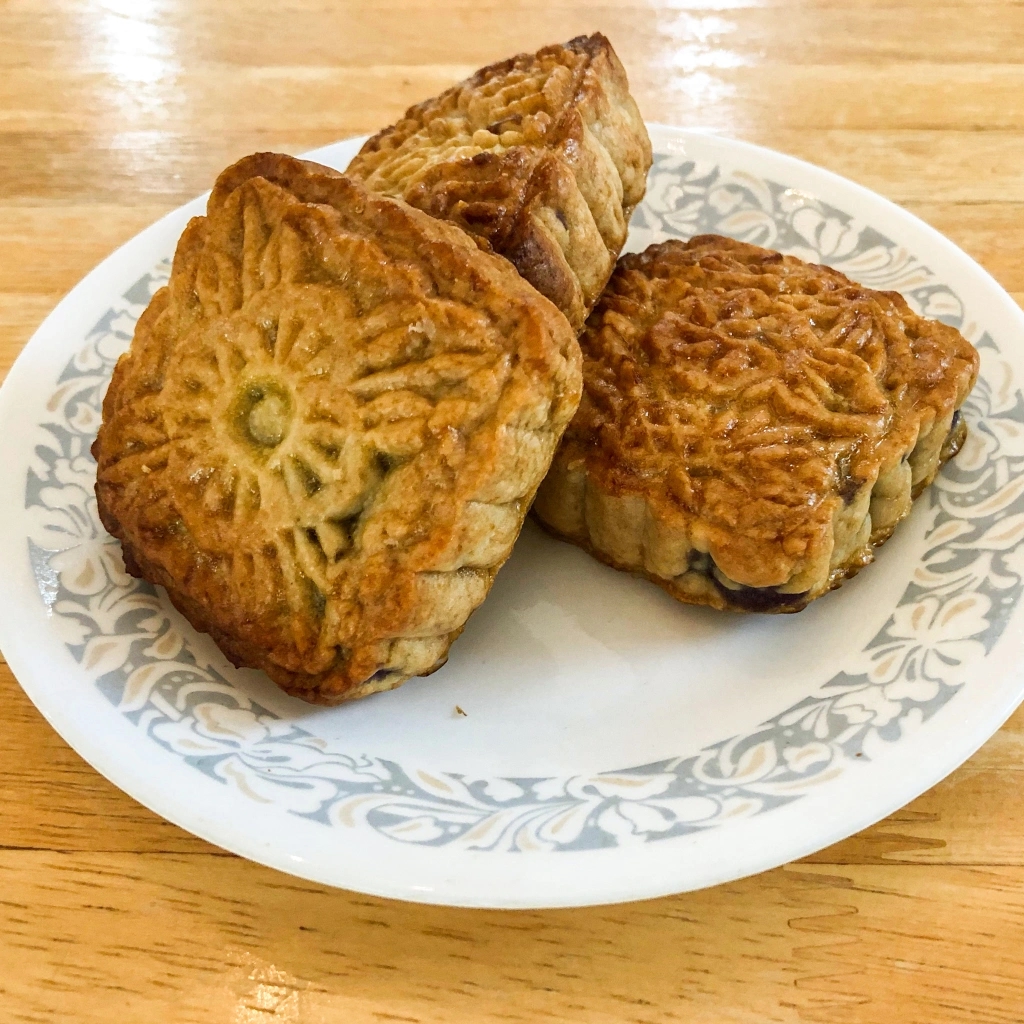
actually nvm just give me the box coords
[346,33,652,332]
[93,153,582,704]
[534,235,979,612]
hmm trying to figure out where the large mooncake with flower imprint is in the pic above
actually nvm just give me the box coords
[93,152,581,703]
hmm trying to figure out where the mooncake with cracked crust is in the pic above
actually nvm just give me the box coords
[346,33,652,332]
[93,153,582,703]
[534,235,979,612]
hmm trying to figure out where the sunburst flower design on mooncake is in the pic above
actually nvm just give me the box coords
[93,153,581,703]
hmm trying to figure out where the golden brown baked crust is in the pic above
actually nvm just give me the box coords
[534,235,980,612]
[346,33,652,332]
[93,153,581,703]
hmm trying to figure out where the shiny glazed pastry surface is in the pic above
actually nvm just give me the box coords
[534,235,980,611]
[346,33,652,332]
[93,153,581,703]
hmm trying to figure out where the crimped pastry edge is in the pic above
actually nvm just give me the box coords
[534,404,970,615]
[347,33,653,331]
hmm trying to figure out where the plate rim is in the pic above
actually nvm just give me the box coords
[1,123,1023,908]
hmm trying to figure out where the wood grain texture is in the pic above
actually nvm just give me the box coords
[2,1,1023,1021]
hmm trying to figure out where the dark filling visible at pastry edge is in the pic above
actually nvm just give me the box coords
[711,579,810,612]
[941,409,966,462]
[836,454,861,506]
[687,551,809,612]
[686,410,967,611]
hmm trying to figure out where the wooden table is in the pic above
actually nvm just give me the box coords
[3,1,1024,1020]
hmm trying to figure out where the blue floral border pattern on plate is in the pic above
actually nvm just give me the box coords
[25,152,1024,852]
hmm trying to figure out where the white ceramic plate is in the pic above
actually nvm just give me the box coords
[3,125,1023,909]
